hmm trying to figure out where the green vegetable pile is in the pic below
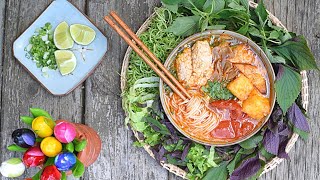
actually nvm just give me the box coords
[25,23,57,70]
[202,81,234,100]
[122,1,318,180]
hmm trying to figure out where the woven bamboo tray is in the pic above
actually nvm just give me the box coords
[120,1,309,179]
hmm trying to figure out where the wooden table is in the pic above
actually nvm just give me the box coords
[0,0,319,179]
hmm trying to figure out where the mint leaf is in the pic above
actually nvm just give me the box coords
[275,65,302,113]
[166,16,200,36]
[272,35,319,71]
[203,162,228,180]
[239,135,263,149]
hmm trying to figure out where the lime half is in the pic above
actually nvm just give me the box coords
[54,50,76,75]
[54,21,74,49]
[70,24,96,45]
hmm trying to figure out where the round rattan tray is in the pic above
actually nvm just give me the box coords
[120,1,309,179]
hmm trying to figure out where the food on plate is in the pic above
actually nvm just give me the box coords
[164,34,271,143]
[25,23,58,70]
[70,24,96,45]
[54,21,74,49]
[54,50,77,75]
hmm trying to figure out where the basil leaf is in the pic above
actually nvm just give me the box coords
[203,162,228,180]
[239,135,263,149]
[7,144,27,152]
[166,16,201,36]
[272,35,319,71]
[275,65,302,113]
[72,159,85,178]
[20,116,34,126]
[73,139,88,152]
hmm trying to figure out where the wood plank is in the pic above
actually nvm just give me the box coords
[0,0,85,179]
[261,0,320,180]
[84,0,168,179]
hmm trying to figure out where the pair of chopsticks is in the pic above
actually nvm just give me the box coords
[104,11,191,100]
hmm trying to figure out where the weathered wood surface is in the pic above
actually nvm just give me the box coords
[0,0,319,179]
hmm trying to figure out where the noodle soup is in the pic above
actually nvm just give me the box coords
[160,30,276,146]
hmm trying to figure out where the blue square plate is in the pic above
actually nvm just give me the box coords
[13,0,108,95]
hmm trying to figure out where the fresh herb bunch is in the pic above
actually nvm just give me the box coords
[123,1,318,180]
[202,81,234,100]
[25,23,58,70]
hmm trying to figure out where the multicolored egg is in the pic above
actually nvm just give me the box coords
[0,158,25,178]
[32,116,55,138]
[54,122,76,143]
[40,137,62,157]
[12,128,36,148]
[40,165,61,180]
[23,147,46,167]
[54,152,76,171]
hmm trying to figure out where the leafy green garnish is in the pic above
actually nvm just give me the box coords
[272,35,319,71]
[239,134,263,150]
[203,161,228,180]
[25,23,57,70]
[202,81,234,100]
[275,65,302,113]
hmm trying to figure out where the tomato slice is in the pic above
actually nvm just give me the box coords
[209,100,242,120]
[232,120,255,138]
[211,120,235,139]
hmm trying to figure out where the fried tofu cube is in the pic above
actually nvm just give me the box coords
[242,90,271,120]
[227,44,256,64]
[227,74,254,100]
[235,64,267,94]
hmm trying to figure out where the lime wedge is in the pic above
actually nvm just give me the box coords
[54,21,74,49]
[54,50,76,75]
[70,24,96,45]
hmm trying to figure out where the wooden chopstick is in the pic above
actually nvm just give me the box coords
[104,16,188,100]
[109,11,191,99]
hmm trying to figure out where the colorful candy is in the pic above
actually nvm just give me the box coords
[23,147,46,167]
[12,128,36,148]
[54,121,76,143]
[0,158,25,178]
[40,137,62,157]
[32,116,55,138]
[40,165,61,180]
[54,152,76,171]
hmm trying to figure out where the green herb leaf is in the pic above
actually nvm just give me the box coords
[20,116,34,126]
[272,35,319,71]
[166,16,200,36]
[255,0,268,24]
[259,147,274,160]
[203,161,228,180]
[73,139,88,152]
[161,0,182,5]
[144,117,170,135]
[275,65,302,113]
[72,159,85,178]
[202,81,234,100]
[239,135,263,149]
[293,126,309,140]
[7,144,27,152]
[162,3,179,13]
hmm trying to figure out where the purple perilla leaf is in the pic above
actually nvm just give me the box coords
[263,129,280,155]
[277,139,290,159]
[287,102,310,132]
[230,155,261,180]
